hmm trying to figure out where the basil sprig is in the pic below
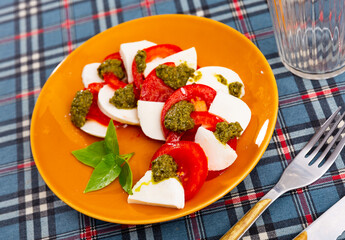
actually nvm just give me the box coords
[72,120,134,194]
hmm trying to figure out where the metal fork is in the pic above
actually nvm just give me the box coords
[221,107,345,240]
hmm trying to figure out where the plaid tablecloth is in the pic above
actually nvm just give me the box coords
[1,0,345,239]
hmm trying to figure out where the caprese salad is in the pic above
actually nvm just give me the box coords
[69,40,251,209]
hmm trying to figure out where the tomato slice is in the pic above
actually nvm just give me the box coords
[150,141,208,201]
[85,83,121,126]
[103,52,122,61]
[103,72,127,90]
[145,44,182,62]
[161,84,217,137]
[140,62,175,102]
[132,44,182,92]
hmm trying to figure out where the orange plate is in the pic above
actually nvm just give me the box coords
[30,15,278,224]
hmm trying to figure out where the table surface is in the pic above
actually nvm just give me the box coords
[1,0,345,239]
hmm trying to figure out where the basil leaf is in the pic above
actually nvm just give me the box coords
[72,141,106,168]
[105,120,119,155]
[120,152,135,162]
[118,157,133,195]
[84,153,122,193]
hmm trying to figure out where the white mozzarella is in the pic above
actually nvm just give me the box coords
[144,47,197,77]
[98,85,139,125]
[82,63,103,88]
[209,91,251,132]
[80,119,107,138]
[187,66,245,98]
[194,127,237,171]
[120,40,156,84]
[137,100,165,141]
[128,170,185,209]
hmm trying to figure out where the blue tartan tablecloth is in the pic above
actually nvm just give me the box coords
[1,0,345,239]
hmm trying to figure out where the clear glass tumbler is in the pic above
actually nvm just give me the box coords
[267,0,345,79]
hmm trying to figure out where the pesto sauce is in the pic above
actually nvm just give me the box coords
[70,90,93,128]
[97,59,125,79]
[134,50,147,73]
[214,121,243,144]
[156,63,195,90]
[228,81,243,98]
[109,84,137,109]
[164,100,195,132]
[151,154,178,182]
[215,74,228,85]
[188,71,202,83]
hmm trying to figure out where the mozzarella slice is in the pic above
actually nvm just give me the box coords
[137,100,165,141]
[194,127,237,171]
[120,40,156,84]
[187,66,245,98]
[128,170,185,209]
[82,63,103,88]
[98,85,139,125]
[209,91,251,132]
[144,47,197,77]
[80,119,107,138]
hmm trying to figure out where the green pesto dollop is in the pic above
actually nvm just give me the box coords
[156,63,195,90]
[164,100,195,132]
[228,81,243,98]
[97,59,125,79]
[215,74,228,85]
[214,121,243,144]
[109,84,137,109]
[134,50,147,73]
[151,154,178,182]
[70,90,93,128]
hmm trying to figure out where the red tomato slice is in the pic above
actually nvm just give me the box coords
[161,84,217,137]
[103,52,122,61]
[150,141,208,201]
[84,82,121,126]
[145,44,182,62]
[140,62,175,102]
[132,44,182,92]
[103,72,127,90]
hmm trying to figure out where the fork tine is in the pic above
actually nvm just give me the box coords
[306,111,345,161]
[298,106,342,157]
[316,122,345,169]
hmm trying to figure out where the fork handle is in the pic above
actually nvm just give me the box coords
[220,186,285,240]
[220,199,272,240]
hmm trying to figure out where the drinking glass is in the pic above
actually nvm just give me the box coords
[267,0,345,80]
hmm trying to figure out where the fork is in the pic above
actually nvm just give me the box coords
[220,107,345,240]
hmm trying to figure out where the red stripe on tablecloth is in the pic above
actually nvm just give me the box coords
[80,215,97,240]
[62,0,73,54]
[0,89,41,104]
[276,128,292,160]
[0,161,35,174]
[295,189,314,224]
[141,0,154,16]
[224,192,265,205]
[189,212,201,240]
[17,161,36,169]
[332,173,345,181]
[244,30,274,40]
[232,0,244,20]
[301,87,339,100]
